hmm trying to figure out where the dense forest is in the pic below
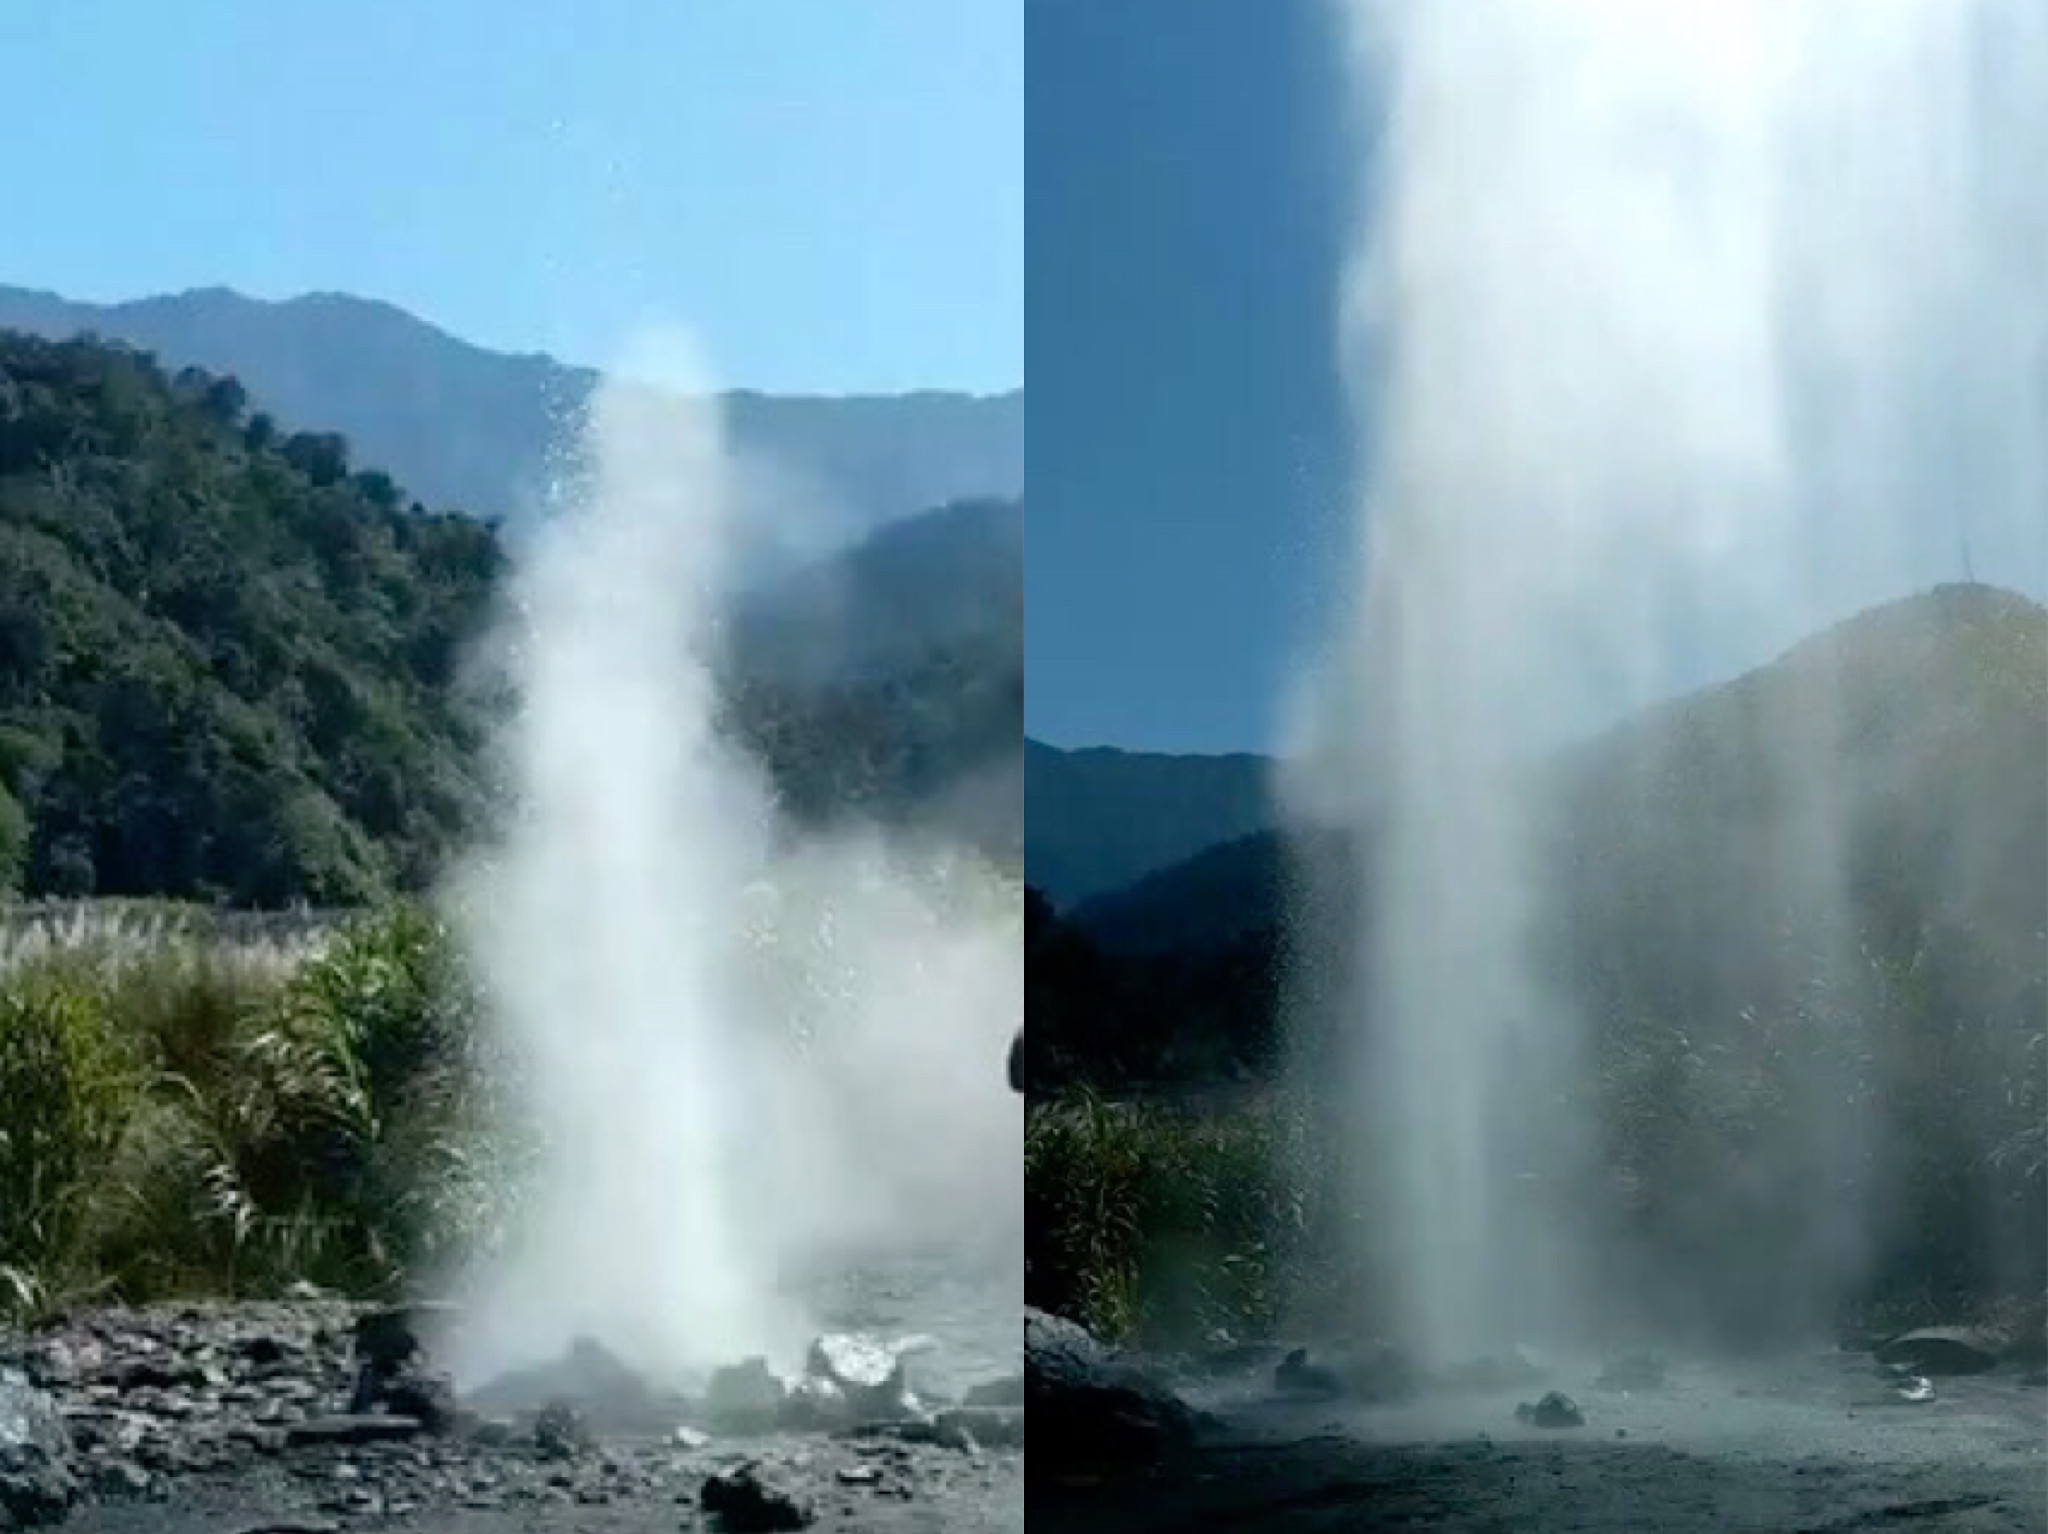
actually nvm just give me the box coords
[0,331,1020,906]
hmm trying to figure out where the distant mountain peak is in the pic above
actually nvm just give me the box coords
[0,282,1022,535]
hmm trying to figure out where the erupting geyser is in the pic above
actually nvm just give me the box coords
[446,331,795,1385]
[442,329,1022,1394]
[1288,0,2046,1369]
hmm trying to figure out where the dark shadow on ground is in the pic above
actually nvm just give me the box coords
[1032,1433,2044,1534]
[1033,1352,2048,1534]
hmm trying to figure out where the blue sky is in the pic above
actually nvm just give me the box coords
[1027,0,1355,753]
[1025,0,2047,755]
[0,0,1020,394]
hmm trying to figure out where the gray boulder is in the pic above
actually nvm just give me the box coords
[466,1335,677,1435]
[0,1370,78,1528]
[1875,1327,2001,1377]
[701,1460,813,1530]
[962,1373,1025,1408]
[349,1300,459,1431]
[1025,1307,1205,1470]
[799,1333,932,1426]
[1514,1390,1585,1429]
[531,1399,593,1461]
[702,1358,787,1435]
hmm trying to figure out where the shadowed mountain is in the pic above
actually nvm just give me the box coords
[1067,830,1286,956]
[1023,739,1275,908]
[733,497,1021,684]
[1039,584,2048,1094]
[0,285,1023,554]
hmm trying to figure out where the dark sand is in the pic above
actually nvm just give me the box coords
[59,1439,1023,1533]
[1035,1349,2047,1532]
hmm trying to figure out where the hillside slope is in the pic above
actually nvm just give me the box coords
[0,332,501,902]
[1033,585,2047,1315]
[733,496,1021,684]
[0,333,1021,903]
[1542,581,2047,1042]
[0,285,1023,546]
[1042,585,2048,1089]
[1023,739,1275,907]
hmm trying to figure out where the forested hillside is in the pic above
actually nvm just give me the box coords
[0,285,1024,550]
[0,332,1020,905]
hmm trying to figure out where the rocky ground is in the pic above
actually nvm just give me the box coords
[1026,1310,2048,1533]
[1,1298,1023,1532]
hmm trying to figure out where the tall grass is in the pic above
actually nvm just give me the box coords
[0,902,511,1321]
[1030,939,2046,1351]
[1025,1087,1337,1348]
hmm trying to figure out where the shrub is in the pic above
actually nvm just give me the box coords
[1025,1087,1323,1347]
[0,972,140,1310]
[0,899,513,1315]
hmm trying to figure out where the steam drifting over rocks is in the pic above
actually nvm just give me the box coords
[0,1296,1022,1528]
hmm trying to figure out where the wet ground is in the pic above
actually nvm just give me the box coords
[61,1435,1023,1533]
[3,1275,1024,1534]
[1035,1348,2047,1533]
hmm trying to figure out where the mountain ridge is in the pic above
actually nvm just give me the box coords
[1022,737,1276,908]
[1038,581,2046,994]
[0,284,1023,403]
[0,284,1023,557]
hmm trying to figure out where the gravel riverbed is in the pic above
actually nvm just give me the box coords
[1,1296,1023,1533]
[1033,1339,2046,1532]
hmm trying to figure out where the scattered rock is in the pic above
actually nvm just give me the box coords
[934,1406,1024,1448]
[704,1359,788,1435]
[1514,1391,1585,1429]
[531,1399,592,1461]
[1273,1348,1343,1399]
[238,1333,291,1369]
[778,1376,854,1433]
[466,1334,680,1435]
[0,1369,78,1527]
[375,1359,457,1432]
[961,1373,1025,1408]
[1274,1343,1418,1403]
[1025,1307,1205,1470]
[350,1301,458,1375]
[1875,1327,2000,1377]
[701,1460,813,1530]
[801,1333,930,1425]
[347,1302,460,1434]
[1,1297,1017,1524]
[87,1457,151,1498]
[285,1413,424,1447]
